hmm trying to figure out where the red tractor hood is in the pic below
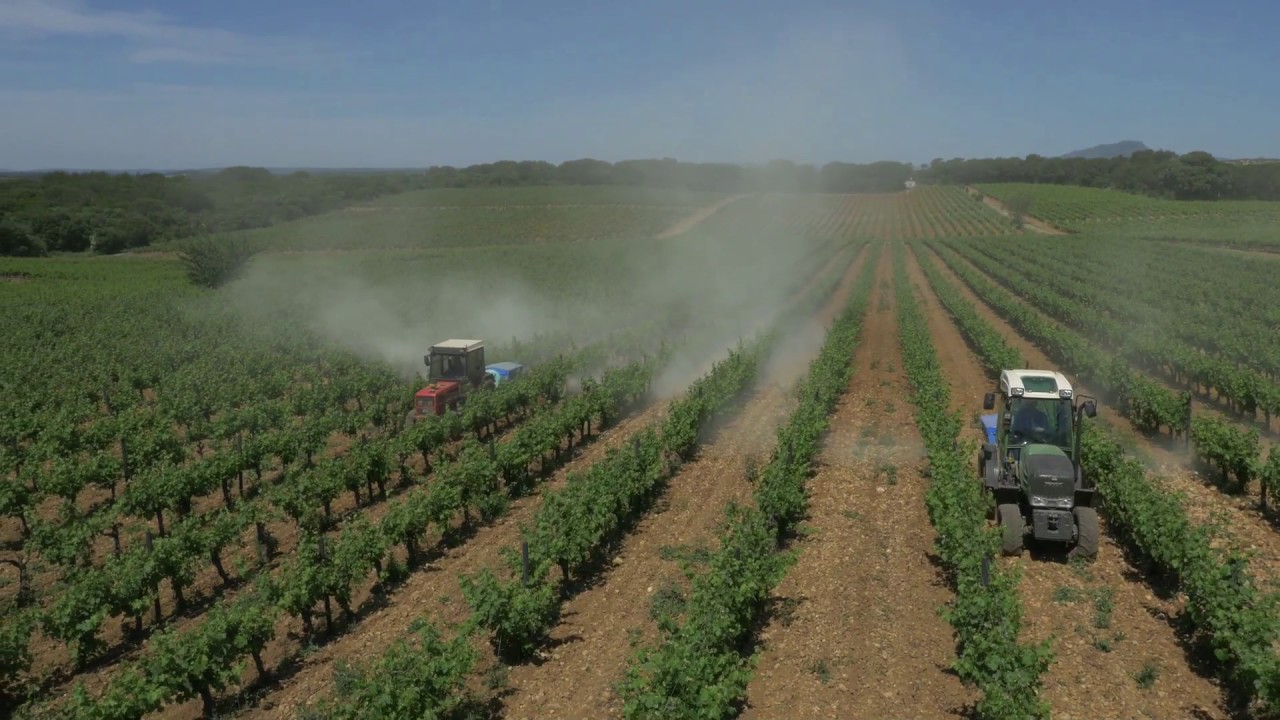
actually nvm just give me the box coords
[416,381,459,398]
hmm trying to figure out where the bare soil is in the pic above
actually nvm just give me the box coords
[741,248,973,720]
[500,382,795,719]
[234,400,675,720]
[965,186,1068,235]
[906,245,1229,719]
[652,194,748,239]
[493,242,868,720]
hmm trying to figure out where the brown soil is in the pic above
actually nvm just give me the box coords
[924,244,1280,581]
[652,194,749,239]
[0,271,32,282]
[233,400,674,720]
[492,244,867,720]
[965,186,1068,235]
[20,402,595,714]
[906,245,1229,719]
[741,247,973,720]
[499,383,794,720]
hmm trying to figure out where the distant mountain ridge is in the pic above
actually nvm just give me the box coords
[1060,141,1150,159]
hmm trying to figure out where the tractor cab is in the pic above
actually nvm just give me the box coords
[979,369,1100,559]
[983,371,1081,464]
[485,361,526,386]
[424,339,491,390]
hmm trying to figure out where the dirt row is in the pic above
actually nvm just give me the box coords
[494,243,871,719]
[741,247,974,719]
[928,243,1280,581]
[652,194,749,239]
[904,244,1229,719]
[237,398,677,719]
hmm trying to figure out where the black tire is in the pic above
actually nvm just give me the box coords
[1071,507,1099,560]
[997,503,1024,556]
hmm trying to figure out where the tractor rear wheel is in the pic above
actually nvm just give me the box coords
[997,503,1024,556]
[1070,507,1099,560]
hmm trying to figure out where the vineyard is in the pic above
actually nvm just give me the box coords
[975,183,1280,249]
[4,182,1280,720]
[746,186,1019,240]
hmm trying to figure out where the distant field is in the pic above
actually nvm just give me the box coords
[360,185,729,208]
[142,184,1016,253]
[810,185,1016,239]
[240,204,699,250]
[184,186,733,251]
[976,182,1280,248]
[1088,215,1280,249]
[976,182,1280,226]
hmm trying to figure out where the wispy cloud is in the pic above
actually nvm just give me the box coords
[0,0,331,65]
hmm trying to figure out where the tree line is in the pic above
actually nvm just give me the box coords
[922,150,1280,201]
[418,151,1280,202]
[421,158,916,194]
[0,167,430,257]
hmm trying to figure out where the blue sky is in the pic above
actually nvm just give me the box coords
[0,0,1275,169]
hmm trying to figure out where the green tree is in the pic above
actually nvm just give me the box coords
[0,220,46,257]
[178,233,259,289]
[1004,192,1035,228]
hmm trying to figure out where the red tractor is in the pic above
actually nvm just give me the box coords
[405,339,496,425]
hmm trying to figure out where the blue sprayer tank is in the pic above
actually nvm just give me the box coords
[980,414,998,444]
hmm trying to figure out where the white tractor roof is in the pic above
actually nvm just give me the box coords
[433,339,484,351]
[1001,369,1074,399]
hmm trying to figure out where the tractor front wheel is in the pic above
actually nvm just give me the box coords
[997,503,1024,556]
[1070,507,1099,560]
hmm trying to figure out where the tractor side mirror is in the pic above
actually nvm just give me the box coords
[1082,399,1097,418]
[983,393,995,410]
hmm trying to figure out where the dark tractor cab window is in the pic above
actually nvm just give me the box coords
[1007,397,1072,448]
[430,353,463,379]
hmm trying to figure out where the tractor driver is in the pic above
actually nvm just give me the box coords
[1010,401,1051,443]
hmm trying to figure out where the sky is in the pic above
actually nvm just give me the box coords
[0,0,1276,170]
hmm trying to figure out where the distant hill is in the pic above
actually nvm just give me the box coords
[1060,141,1150,159]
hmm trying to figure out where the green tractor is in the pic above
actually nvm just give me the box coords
[978,369,1099,559]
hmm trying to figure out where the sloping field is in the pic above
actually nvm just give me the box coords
[749,185,1018,240]
[975,182,1280,237]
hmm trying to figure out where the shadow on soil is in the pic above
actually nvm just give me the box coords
[1142,605,1257,720]
[1075,518,1252,719]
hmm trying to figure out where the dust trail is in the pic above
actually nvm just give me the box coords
[652,194,749,239]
